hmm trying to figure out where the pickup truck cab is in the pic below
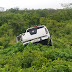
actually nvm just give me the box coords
[16,25,53,45]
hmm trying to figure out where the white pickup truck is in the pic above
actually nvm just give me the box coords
[16,25,53,45]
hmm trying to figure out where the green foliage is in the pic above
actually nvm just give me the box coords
[0,42,72,72]
[0,36,10,48]
[0,46,4,49]
[0,8,72,72]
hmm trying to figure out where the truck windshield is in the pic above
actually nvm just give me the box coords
[27,26,44,32]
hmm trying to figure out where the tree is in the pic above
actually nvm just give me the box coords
[61,3,72,9]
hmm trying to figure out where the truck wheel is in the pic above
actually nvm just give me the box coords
[49,36,53,46]
[49,39,53,46]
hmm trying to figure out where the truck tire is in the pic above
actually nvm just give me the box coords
[49,36,53,46]
[49,39,53,46]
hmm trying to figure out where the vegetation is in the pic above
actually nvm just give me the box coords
[0,8,72,72]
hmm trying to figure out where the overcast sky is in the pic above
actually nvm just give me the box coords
[0,0,72,10]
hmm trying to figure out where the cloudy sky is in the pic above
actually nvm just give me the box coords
[0,0,72,10]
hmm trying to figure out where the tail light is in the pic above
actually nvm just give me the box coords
[45,28,48,34]
[34,26,37,27]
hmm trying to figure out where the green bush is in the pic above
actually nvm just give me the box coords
[0,8,72,72]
